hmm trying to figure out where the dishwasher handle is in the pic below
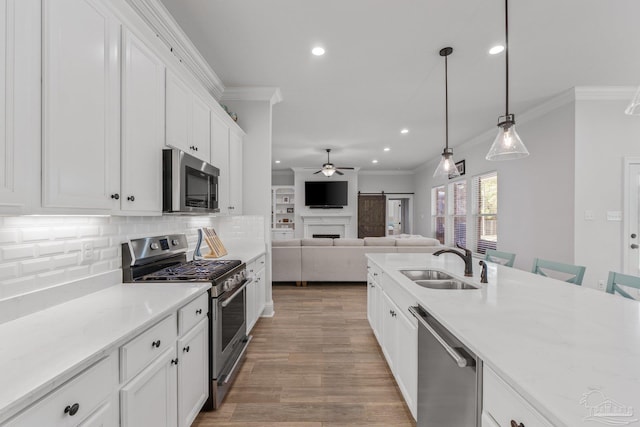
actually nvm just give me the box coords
[409,306,469,368]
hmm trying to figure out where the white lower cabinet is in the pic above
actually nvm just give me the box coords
[246,254,266,334]
[367,261,417,419]
[483,365,553,427]
[5,353,118,427]
[120,347,178,427]
[77,401,117,427]
[177,319,208,427]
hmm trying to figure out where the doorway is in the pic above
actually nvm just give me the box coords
[358,194,386,238]
[624,160,640,275]
[387,198,410,236]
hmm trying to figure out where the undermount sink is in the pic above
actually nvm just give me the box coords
[400,269,478,290]
[414,279,478,290]
[400,269,454,281]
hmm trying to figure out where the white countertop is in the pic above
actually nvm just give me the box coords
[366,252,640,427]
[216,239,266,264]
[0,282,210,423]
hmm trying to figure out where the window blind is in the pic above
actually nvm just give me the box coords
[474,172,498,254]
[432,186,446,244]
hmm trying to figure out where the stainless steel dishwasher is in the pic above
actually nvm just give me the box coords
[409,304,482,427]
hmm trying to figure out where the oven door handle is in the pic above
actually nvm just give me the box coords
[220,278,253,308]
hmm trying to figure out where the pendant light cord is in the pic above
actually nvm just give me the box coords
[505,0,509,116]
[445,53,449,150]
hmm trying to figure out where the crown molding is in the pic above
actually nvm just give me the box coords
[222,87,284,106]
[124,0,225,99]
[359,170,415,176]
[574,86,637,101]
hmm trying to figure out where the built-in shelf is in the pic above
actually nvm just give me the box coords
[272,185,296,240]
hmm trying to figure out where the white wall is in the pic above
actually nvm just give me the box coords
[272,171,294,186]
[574,97,640,288]
[414,96,576,273]
[357,172,414,194]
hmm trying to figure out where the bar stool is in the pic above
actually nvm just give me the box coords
[531,258,586,285]
[606,271,640,300]
[484,249,516,267]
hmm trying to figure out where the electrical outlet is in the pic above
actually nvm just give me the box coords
[81,242,94,262]
[597,280,605,291]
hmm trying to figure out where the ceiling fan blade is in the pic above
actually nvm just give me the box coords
[335,170,344,176]
[336,167,355,170]
[313,170,322,174]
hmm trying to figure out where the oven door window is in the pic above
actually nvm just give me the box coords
[185,166,217,209]
[221,290,245,352]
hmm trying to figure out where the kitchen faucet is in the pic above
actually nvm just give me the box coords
[479,260,488,283]
[433,243,474,277]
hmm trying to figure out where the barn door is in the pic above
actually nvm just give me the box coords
[358,194,386,238]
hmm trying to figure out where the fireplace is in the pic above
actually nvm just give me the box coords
[312,234,340,238]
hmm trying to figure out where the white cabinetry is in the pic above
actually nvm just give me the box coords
[121,28,165,214]
[228,130,243,214]
[246,254,266,333]
[42,0,121,211]
[482,365,553,427]
[0,0,39,214]
[271,186,295,239]
[367,260,417,419]
[177,319,208,427]
[210,111,230,214]
[165,70,210,162]
[5,354,118,427]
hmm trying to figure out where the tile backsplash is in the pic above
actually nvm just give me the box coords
[0,215,265,300]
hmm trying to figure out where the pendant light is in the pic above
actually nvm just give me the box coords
[486,0,529,161]
[625,86,640,115]
[433,47,460,178]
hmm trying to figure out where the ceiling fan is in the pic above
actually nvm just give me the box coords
[313,149,354,176]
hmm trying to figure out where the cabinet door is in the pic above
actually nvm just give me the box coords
[394,309,417,419]
[245,277,257,334]
[255,267,266,318]
[177,320,208,427]
[165,70,190,153]
[77,399,117,427]
[191,95,210,161]
[228,131,243,214]
[42,0,120,210]
[210,112,229,214]
[367,274,376,333]
[380,291,396,370]
[121,29,164,213]
[120,347,178,427]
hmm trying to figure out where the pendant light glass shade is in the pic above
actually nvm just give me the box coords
[486,115,529,160]
[434,148,460,178]
[321,167,335,177]
[625,86,640,116]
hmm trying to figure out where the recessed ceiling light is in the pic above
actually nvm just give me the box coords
[275,160,281,164]
[400,129,409,134]
[312,46,325,56]
[489,45,505,55]
[384,147,390,152]
[372,160,378,164]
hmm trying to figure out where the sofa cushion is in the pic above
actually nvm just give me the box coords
[272,239,301,247]
[395,238,440,246]
[364,237,396,246]
[301,238,333,246]
[333,238,364,246]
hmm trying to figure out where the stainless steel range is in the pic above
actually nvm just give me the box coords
[122,234,251,410]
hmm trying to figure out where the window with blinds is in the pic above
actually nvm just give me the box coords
[474,172,498,254]
[431,185,446,244]
[449,180,467,247]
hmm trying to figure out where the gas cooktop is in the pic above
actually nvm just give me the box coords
[138,259,241,282]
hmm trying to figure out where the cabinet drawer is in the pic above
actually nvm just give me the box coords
[120,314,177,382]
[178,293,209,336]
[7,354,117,427]
[254,255,266,271]
[483,366,553,427]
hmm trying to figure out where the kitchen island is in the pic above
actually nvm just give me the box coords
[366,252,640,427]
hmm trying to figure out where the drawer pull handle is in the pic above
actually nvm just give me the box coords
[110,193,119,200]
[171,358,179,365]
[127,195,135,202]
[183,346,190,353]
[151,340,161,348]
[510,421,524,427]
[196,309,202,315]
[64,403,80,416]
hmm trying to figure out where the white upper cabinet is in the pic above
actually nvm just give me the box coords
[121,28,165,214]
[210,112,230,214]
[228,130,243,214]
[42,0,121,211]
[165,70,211,162]
[0,0,40,214]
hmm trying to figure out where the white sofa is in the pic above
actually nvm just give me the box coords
[272,237,443,284]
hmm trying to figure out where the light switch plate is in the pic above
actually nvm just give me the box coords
[607,211,622,221]
[584,210,595,221]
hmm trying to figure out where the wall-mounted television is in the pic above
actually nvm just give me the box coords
[305,181,348,208]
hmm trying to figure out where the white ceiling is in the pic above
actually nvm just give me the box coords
[159,0,640,172]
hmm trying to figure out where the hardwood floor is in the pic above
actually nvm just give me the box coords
[193,283,416,427]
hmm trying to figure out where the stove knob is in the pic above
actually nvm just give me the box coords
[171,239,179,246]
[150,243,159,250]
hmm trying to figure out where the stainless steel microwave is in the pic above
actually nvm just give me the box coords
[163,148,220,214]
